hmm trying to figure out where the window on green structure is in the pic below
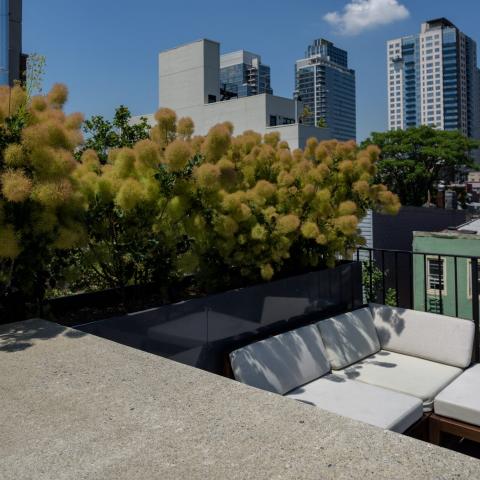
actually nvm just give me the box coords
[467,259,480,299]
[427,257,446,295]
[428,298,442,314]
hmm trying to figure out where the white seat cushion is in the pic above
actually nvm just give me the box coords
[369,304,475,368]
[336,350,463,411]
[434,363,480,426]
[316,307,380,370]
[230,324,330,395]
[286,374,423,433]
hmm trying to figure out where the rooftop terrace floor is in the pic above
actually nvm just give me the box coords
[1,319,480,479]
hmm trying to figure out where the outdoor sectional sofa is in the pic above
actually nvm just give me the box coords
[230,304,478,440]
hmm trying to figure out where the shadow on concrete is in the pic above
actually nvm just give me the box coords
[0,319,87,353]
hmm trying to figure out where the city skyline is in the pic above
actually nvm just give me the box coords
[22,0,480,141]
[149,38,331,149]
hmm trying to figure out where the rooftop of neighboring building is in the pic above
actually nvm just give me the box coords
[159,38,220,55]
[468,172,480,181]
[220,50,263,68]
[389,17,459,40]
[414,217,480,240]
[303,38,349,68]
[423,18,457,31]
[457,218,480,235]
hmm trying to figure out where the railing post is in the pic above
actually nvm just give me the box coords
[423,254,428,313]
[438,254,443,315]
[350,262,355,310]
[368,249,373,303]
[394,251,399,307]
[409,252,414,309]
[471,258,479,363]
[454,256,458,318]
[381,250,386,305]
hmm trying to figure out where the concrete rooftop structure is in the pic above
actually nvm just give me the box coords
[458,218,480,234]
[1,318,480,479]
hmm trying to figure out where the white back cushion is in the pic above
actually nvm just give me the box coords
[369,304,475,368]
[230,325,330,395]
[316,308,381,370]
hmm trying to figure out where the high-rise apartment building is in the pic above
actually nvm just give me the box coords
[387,18,480,141]
[220,50,272,99]
[0,0,24,86]
[295,39,356,141]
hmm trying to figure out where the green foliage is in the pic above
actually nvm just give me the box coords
[66,107,170,291]
[316,117,327,128]
[362,126,478,206]
[301,105,312,123]
[66,109,194,292]
[25,53,46,96]
[72,110,401,295]
[78,106,150,163]
[362,260,397,306]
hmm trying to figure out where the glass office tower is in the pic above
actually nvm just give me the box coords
[0,0,23,86]
[220,50,273,98]
[0,0,9,85]
[295,38,356,141]
[387,18,480,141]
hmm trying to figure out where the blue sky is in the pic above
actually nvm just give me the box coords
[24,0,480,141]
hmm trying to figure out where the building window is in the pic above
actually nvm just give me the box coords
[208,95,217,104]
[269,115,277,126]
[427,257,447,295]
[467,260,480,299]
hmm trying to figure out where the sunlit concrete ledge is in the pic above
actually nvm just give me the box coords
[1,318,479,480]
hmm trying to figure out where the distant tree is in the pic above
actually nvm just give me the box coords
[299,105,312,124]
[25,53,46,96]
[362,126,478,206]
[362,260,396,306]
[316,117,327,128]
[78,106,150,163]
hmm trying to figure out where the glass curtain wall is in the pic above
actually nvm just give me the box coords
[0,0,9,85]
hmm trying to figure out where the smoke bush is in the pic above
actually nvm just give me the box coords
[0,84,85,309]
[1,92,401,309]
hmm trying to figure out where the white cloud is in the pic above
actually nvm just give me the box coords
[324,0,410,35]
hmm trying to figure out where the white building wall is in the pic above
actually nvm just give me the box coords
[159,39,220,110]
[419,28,444,129]
[387,39,404,130]
[358,209,374,261]
[159,94,272,136]
[201,94,269,134]
[137,96,331,150]
[267,124,332,150]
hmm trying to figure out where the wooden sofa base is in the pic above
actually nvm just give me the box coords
[429,413,480,445]
[404,413,431,441]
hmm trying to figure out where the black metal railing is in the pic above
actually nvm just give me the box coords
[357,247,480,362]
